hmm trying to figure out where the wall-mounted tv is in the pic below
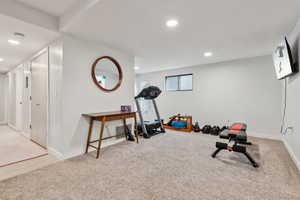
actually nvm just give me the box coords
[273,37,296,80]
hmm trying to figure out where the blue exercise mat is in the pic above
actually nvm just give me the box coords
[171,121,187,129]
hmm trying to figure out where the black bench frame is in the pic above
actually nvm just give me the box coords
[211,128,259,168]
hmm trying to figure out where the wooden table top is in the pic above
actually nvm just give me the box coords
[82,111,136,118]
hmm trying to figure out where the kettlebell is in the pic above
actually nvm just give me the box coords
[193,122,201,132]
[202,125,212,134]
[211,126,220,135]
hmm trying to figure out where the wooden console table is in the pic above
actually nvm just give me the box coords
[82,111,139,158]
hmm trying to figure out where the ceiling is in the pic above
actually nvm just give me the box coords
[2,0,300,73]
[63,0,300,73]
[0,14,59,72]
[17,0,79,17]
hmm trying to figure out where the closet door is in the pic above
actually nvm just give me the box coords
[23,63,31,135]
[31,51,48,148]
[15,67,24,131]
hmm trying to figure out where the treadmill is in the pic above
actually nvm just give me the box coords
[135,86,165,138]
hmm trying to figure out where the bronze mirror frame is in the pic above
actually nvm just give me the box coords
[91,56,123,92]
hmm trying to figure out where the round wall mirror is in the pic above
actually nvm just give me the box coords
[91,56,123,92]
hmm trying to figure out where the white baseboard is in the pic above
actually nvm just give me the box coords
[8,123,19,131]
[247,131,282,141]
[20,131,30,139]
[282,138,300,171]
[47,147,65,160]
[5,123,31,139]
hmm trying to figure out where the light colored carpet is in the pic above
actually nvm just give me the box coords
[1,132,300,200]
[0,126,47,167]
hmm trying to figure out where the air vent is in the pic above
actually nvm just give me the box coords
[116,124,132,139]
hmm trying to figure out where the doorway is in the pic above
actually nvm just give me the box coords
[0,49,49,167]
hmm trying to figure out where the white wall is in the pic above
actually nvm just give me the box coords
[282,18,300,170]
[136,55,282,139]
[48,39,64,157]
[0,74,7,124]
[7,71,16,127]
[50,36,135,158]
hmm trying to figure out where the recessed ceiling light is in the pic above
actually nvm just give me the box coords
[0,58,3,62]
[134,66,140,70]
[166,19,178,28]
[204,52,213,57]
[8,39,20,45]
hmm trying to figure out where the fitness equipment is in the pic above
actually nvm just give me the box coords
[171,121,187,128]
[220,126,228,132]
[211,123,259,168]
[202,125,212,134]
[210,126,221,135]
[164,114,193,132]
[193,122,201,132]
[135,86,165,138]
[125,125,135,141]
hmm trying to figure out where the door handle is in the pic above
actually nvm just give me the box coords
[36,104,40,106]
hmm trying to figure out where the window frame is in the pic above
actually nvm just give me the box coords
[165,73,193,92]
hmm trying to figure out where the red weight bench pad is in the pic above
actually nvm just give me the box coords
[229,123,247,131]
[219,129,247,142]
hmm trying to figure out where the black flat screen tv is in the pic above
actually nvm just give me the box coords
[273,37,296,80]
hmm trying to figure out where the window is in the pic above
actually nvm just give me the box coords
[165,74,193,91]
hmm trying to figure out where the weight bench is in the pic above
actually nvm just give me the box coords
[211,123,259,168]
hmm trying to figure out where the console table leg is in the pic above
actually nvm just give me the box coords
[85,118,94,154]
[96,117,106,159]
[122,118,128,140]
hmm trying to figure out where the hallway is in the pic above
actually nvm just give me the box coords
[0,125,47,168]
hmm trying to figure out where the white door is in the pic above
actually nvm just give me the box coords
[15,67,24,131]
[23,63,31,135]
[31,51,48,148]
